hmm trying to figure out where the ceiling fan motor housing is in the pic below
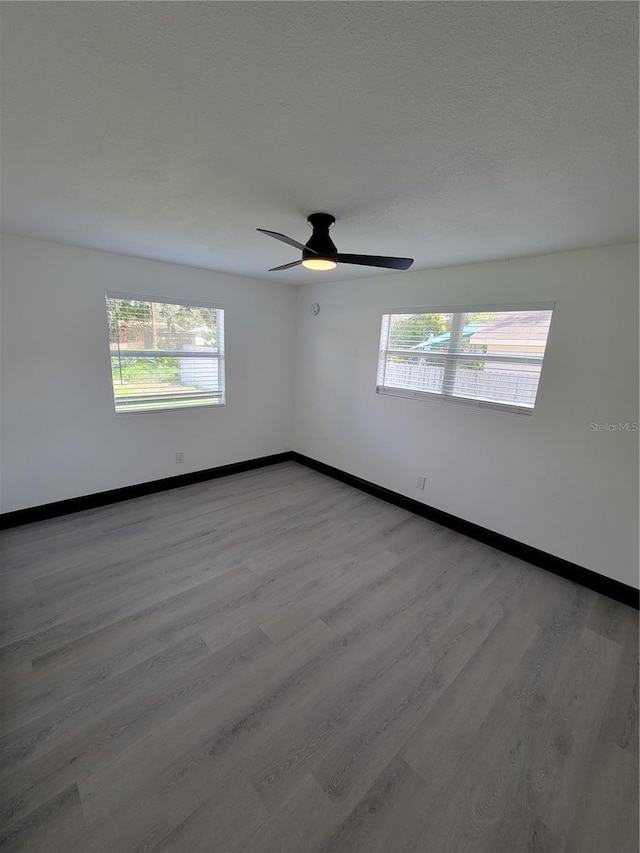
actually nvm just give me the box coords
[304,213,337,259]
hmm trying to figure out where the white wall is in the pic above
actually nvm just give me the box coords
[292,244,639,589]
[2,236,637,589]
[0,234,296,512]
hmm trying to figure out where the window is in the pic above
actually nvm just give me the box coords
[106,292,225,413]
[377,303,554,415]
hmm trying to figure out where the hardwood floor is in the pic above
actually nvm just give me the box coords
[0,461,637,852]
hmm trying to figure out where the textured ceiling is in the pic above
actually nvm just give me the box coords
[0,2,637,284]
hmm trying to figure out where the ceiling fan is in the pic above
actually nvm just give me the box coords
[257,213,414,272]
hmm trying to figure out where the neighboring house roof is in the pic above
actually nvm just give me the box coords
[469,311,552,348]
[411,324,486,350]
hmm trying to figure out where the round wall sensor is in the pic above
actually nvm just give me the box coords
[310,303,320,316]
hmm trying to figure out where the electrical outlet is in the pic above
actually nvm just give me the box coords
[416,475,426,489]
[175,451,185,464]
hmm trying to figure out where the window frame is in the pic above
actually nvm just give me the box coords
[106,290,225,415]
[376,301,555,416]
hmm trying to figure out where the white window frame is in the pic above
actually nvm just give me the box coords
[106,291,225,414]
[376,301,555,416]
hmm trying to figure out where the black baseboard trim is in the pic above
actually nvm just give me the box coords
[3,449,636,609]
[0,452,295,530]
[290,452,639,610]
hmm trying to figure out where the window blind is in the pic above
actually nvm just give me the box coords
[377,304,554,415]
[105,293,225,413]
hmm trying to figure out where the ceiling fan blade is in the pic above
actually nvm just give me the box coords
[268,260,303,272]
[336,253,414,270]
[257,228,317,254]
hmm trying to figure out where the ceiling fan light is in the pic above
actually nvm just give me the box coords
[302,257,337,271]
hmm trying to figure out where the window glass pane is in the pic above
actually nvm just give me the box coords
[384,313,449,395]
[448,355,542,408]
[106,299,219,352]
[449,310,552,407]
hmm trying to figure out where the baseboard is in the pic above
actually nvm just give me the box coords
[290,452,639,610]
[0,451,295,530]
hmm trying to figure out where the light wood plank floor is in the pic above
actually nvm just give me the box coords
[0,462,637,852]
